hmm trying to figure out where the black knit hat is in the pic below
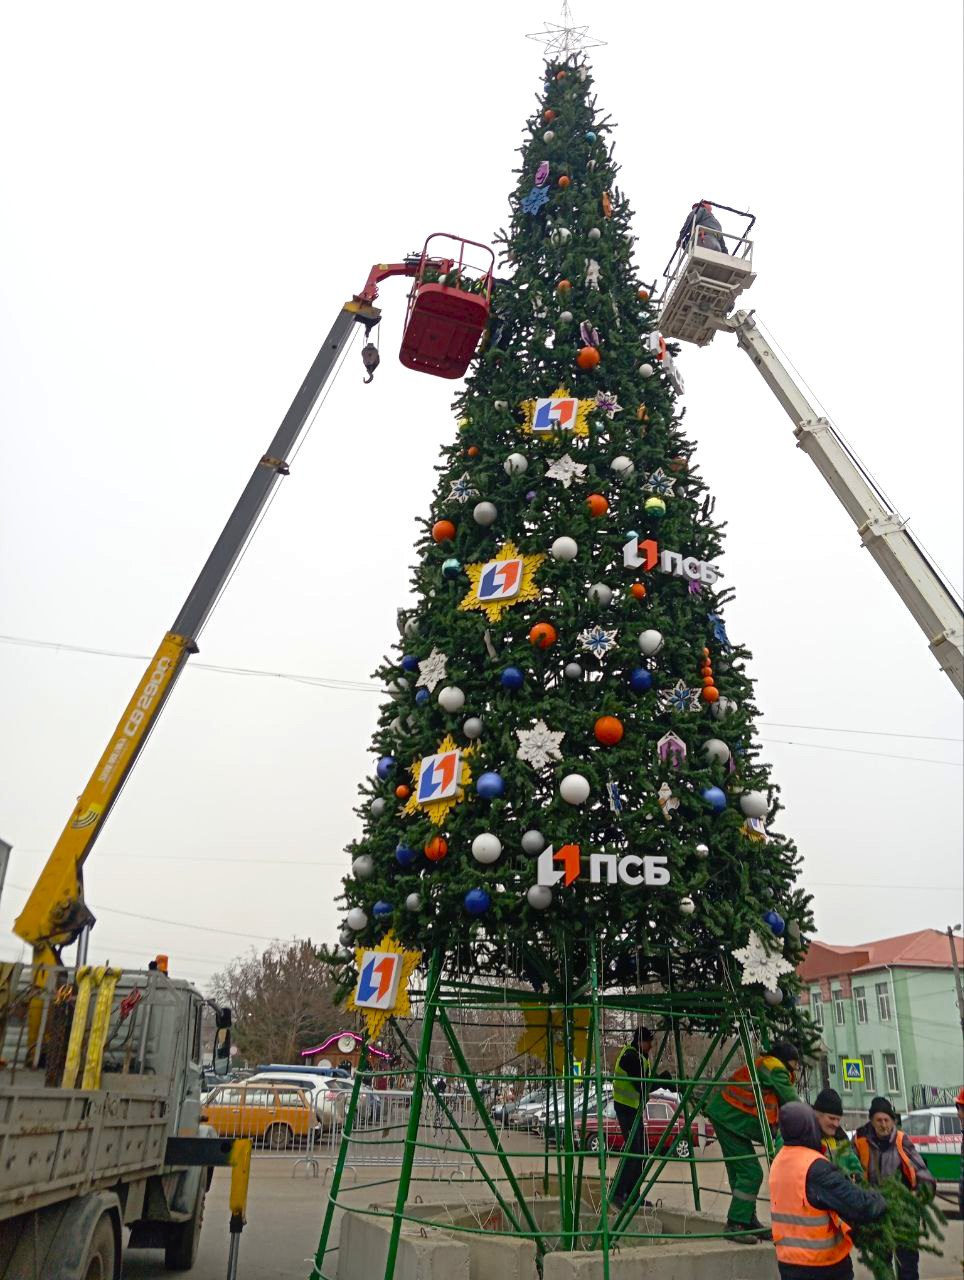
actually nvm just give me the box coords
[633,1026,654,1045]
[813,1088,843,1116]
[771,1040,801,1066]
[869,1096,896,1119]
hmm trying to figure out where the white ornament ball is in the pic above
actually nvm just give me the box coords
[494,399,508,411]
[551,536,578,561]
[558,310,574,324]
[405,893,422,912]
[550,226,571,246]
[387,677,409,700]
[463,716,484,739]
[473,501,498,527]
[527,885,553,910]
[587,159,597,171]
[437,685,466,712]
[346,907,368,931]
[504,453,529,475]
[564,662,583,681]
[638,629,665,657]
[639,362,655,378]
[543,130,555,142]
[389,716,404,735]
[739,791,769,819]
[352,855,375,880]
[703,738,731,765]
[763,988,784,1006]
[370,798,386,818]
[588,582,613,606]
[695,842,710,859]
[680,896,696,915]
[587,227,602,241]
[610,455,635,479]
[560,773,591,805]
[521,829,546,856]
[472,833,503,864]
[404,618,420,638]
[710,697,739,719]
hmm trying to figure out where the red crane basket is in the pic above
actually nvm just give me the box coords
[399,234,495,379]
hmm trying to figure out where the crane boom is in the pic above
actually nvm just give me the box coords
[718,309,964,694]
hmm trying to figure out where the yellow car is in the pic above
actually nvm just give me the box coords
[201,1082,315,1149]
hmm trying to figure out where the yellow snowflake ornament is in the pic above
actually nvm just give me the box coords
[458,540,545,623]
[403,733,476,826]
[520,386,595,439]
[344,930,422,1041]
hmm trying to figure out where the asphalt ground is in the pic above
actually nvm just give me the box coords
[123,1143,964,1280]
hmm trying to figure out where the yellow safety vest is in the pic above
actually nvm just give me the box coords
[613,1045,649,1108]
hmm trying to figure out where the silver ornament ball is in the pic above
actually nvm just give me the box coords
[527,885,553,910]
[703,738,731,765]
[551,535,578,561]
[639,362,655,378]
[472,833,503,864]
[610,455,635,478]
[564,662,583,680]
[739,790,769,819]
[405,893,422,912]
[494,399,508,411]
[504,453,529,475]
[694,842,710,859]
[638,629,665,657]
[521,829,546,856]
[587,227,602,241]
[680,896,696,915]
[588,582,613,606]
[473,501,498,526]
[370,798,386,818]
[352,854,375,880]
[763,988,784,1006]
[437,685,466,712]
[346,907,368,931]
[558,310,574,324]
[463,716,484,739]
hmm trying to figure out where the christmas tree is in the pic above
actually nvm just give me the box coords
[335,51,813,1021]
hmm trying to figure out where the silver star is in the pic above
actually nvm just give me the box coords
[515,719,566,771]
[416,647,448,692]
[545,453,587,488]
[526,2,606,58]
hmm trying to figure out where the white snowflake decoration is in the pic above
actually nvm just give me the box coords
[515,719,565,770]
[594,390,622,419]
[448,472,479,505]
[642,467,676,498]
[416,647,448,692]
[732,930,795,991]
[659,679,702,713]
[578,625,618,657]
[545,454,587,488]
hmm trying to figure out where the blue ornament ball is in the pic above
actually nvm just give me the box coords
[763,909,786,936]
[442,557,461,580]
[395,844,417,868]
[373,900,393,918]
[415,688,429,706]
[585,130,597,142]
[476,771,505,800]
[400,655,418,673]
[500,666,525,690]
[376,755,396,780]
[629,667,654,692]
[464,888,492,916]
[701,785,727,812]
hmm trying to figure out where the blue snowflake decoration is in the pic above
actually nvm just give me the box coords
[521,185,550,215]
[659,679,702,714]
[708,612,732,650]
[643,467,676,497]
[577,625,618,657]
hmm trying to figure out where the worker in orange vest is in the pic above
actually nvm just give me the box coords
[852,1097,935,1280]
[705,1040,800,1239]
[771,1102,886,1279]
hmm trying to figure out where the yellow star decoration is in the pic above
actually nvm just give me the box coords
[403,734,476,826]
[516,1002,590,1071]
[520,386,595,439]
[344,931,422,1041]
[458,540,546,624]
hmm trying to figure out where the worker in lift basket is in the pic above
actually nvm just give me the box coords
[705,1039,801,1241]
[770,1101,886,1279]
[677,200,728,254]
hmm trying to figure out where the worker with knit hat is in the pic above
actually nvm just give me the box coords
[706,1039,801,1240]
[813,1088,862,1176]
[853,1097,935,1279]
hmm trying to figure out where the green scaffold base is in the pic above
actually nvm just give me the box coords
[309,946,781,1280]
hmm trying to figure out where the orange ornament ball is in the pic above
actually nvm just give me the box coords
[558,174,571,188]
[637,287,650,301]
[556,279,572,293]
[702,676,716,688]
[702,686,720,703]
[424,836,448,862]
[544,109,556,122]
[395,784,411,799]
[594,715,625,746]
[431,519,456,543]
[467,445,480,457]
[630,582,647,600]
[556,69,567,80]
[702,647,711,657]
[576,346,601,369]
[586,493,609,517]
[529,622,558,649]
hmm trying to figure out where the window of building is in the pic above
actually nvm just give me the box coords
[840,1057,853,1091]
[876,982,892,1022]
[811,993,823,1028]
[832,990,846,1026]
[853,986,868,1024]
[883,1052,899,1093]
[860,1054,876,1092]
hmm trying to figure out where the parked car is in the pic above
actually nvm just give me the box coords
[200,1082,315,1148]
[901,1106,961,1194]
[245,1069,378,1128]
[579,1092,712,1159]
[510,1089,550,1129]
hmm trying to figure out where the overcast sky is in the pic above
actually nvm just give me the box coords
[1,1,961,992]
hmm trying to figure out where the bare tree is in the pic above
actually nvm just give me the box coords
[209,940,345,1066]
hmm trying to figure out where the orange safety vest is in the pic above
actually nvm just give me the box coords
[720,1055,787,1126]
[853,1130,918,1189]
[770,1145,852,1268]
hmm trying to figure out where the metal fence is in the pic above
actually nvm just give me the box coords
[319,1087,478,1174]
[201,1085,323,1176]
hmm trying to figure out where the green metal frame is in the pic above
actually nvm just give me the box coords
[310,944,782,1279]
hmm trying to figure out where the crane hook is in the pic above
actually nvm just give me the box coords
[361,342,380,384]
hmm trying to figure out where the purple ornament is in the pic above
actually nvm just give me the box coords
[687,579,702,594]
[535,161,550,187]
[526,490,537,502]
[580,320,600,347]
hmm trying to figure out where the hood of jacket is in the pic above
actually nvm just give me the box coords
[778,1101,823,1152]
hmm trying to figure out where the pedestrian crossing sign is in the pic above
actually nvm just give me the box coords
[842,1058,864,1083]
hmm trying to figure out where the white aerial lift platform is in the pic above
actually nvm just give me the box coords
[657,203,964,696]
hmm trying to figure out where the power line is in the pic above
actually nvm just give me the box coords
[761,737,962,767]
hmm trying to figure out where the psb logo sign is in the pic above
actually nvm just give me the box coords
[354,951,403,1011]
[532,396,578,433]
[536,844,669,888]
[417,750,461,803]
[476,558,523,603]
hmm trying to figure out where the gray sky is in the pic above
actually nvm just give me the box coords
[1,1,961,992]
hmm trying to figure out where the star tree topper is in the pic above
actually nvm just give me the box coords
[344,930,422,1040]
[459,540,545,623]
[516,720,565,770]
[732,930,795,992]
[526,2,606,60]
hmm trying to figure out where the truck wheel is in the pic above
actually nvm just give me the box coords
[164,1177,206,1271]
[264,1122,293,1150]
[83,1217,116,1280]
